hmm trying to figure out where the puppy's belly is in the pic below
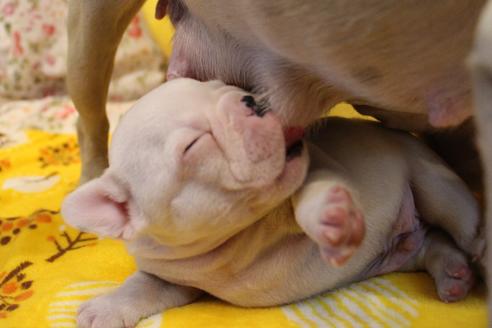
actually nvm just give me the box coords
[135,187,411,307]
[361,184,426,277]
[137,235,364,307]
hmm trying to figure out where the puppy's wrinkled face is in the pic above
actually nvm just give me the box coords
[62,79,308,255]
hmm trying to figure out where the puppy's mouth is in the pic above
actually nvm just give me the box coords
[286,140,304,161]
[284,127,305,161]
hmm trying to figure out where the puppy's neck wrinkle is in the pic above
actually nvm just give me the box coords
[136,200,302,276]
[186,200,300,267]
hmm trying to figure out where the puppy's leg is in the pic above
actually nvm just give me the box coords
[77,271,202,328]
[292,167,365,267]
[406,141,483,263]
[402,230,475,303]
[67,0,145,184]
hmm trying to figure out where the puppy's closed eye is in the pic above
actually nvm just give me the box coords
[184,137,201,153]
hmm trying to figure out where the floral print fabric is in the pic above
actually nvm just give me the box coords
[0,0,165,101]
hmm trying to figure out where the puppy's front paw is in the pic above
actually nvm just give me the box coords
[77,294,141,328]
[311,185,365,266]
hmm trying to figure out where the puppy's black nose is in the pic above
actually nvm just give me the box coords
[241,95,256,108]
[241,95,266,117]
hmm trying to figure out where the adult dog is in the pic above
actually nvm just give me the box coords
[66,0,492,319]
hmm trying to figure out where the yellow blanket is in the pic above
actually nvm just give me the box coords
[0,97,486,328]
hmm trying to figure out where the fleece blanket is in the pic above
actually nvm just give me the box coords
[0,96,486,328]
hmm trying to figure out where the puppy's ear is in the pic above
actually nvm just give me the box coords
[61,171,141,240]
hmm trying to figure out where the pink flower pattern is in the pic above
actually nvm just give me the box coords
[12,32,23,57]
[1,2,16,16]
[0,0,165,100]
[128,17,143,39]
[42,24,55,37]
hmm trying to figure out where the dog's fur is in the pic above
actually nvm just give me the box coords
[62,79,482,328]
[66,0,492,318]
[469,2,492,309]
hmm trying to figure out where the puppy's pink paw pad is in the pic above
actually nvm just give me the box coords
[446,264,471,279]
[437,260,475,303]
[315,186,365,266]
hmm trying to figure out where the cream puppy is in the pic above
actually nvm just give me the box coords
[62,79,483,328]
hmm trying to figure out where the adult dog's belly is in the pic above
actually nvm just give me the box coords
[169,0,485,129]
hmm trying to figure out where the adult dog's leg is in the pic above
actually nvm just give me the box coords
[469,0,492,320]
[67,0,145,184]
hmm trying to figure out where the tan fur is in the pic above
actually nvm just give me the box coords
[469,0,492,317]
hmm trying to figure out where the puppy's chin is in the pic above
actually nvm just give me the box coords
[269,141,309,199]
[128,230,234,260]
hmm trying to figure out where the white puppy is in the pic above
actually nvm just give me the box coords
[62,79,483,328]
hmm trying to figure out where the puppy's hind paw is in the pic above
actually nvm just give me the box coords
[436,256,475,303]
